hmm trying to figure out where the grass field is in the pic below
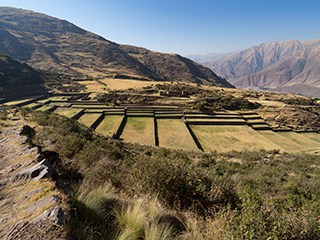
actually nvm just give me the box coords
[22,102,41,109]
[277,131,320,151]
[77,81,107,93]
[3,97,37,106]
[37,99,51,104]
[36,105,55,112]
[95,115,124,137]
[121,117,155,146]
[187,118,246,124]
[258,130,303,151]
[157,119,199,152]
[300,132,320,143]
[78,113,102,127]
[48,96,70,101]
[50,102,71,107]
[71,104,110,108]
[53,108,83,118]
[191,125,284,152]
[98,78,164,90]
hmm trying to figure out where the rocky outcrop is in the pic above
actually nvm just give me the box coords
[0,123,67,239]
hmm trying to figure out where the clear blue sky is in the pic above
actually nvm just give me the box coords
[1,0,320,55]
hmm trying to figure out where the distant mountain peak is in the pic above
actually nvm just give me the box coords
[196,39,320,97]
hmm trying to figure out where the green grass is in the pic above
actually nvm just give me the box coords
[157,119,199,152]
[121,117,155,146]
[36,105,55,112]
[78,113,102,127]
[95,115,124,137]
[22,102,41,109]
[191,125,283,152]
[53,108,83,118]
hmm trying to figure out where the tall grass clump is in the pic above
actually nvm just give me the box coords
[70,183,119,239]
[116,198,176,240]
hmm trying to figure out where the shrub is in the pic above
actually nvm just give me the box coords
[132,153,238,213]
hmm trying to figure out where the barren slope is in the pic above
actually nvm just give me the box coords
[202,39,320,96]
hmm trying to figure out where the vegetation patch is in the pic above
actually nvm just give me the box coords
[157,119,199,152]
[121,117,155,146]
[95,115,124,138]
[24,110,320,239]
[191,125,283,152]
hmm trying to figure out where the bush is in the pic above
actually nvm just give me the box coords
[132,152,238,213]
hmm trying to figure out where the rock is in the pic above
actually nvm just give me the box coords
[21,187,45,199]
[25,195,61,213]
[32,206,64,226]
[13,159,52,182]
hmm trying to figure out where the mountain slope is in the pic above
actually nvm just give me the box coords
[202,39,320,96]
[0,53,45,98]
[0,7,232,87]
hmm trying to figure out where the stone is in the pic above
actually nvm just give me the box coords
[32,206,64,226]
[25,195,61,213]
[13,159,52,182]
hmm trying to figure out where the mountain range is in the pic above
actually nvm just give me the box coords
[0,7,232,88]
[190,40,320,97]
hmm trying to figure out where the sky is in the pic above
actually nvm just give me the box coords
[1,0,320,55]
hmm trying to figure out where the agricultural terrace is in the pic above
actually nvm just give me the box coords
[2,95,320,153]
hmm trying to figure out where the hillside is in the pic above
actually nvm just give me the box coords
[0,7,232,87]
[200,39,320,97]
[1,106,320,239]
[0,53,45,99]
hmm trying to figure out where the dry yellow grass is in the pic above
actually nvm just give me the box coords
[157,119,199,152]
[77,78,172,92]
[95,115,124,137]
[77,80,108,93]
[121,117,155,146]
[300,132,320,143]
[191,125,284,152]
[277,131,320,151]
[99,78,165,90]
[78,113,101,127]
[258,130,303,151]
[3,97,37,106]
[251,100,286,107]
[22,102,41,109]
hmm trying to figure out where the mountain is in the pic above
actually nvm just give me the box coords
[0,7,232,87]
[0,53,45,99]
[201,39,320,97]
[187,52,229,64]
